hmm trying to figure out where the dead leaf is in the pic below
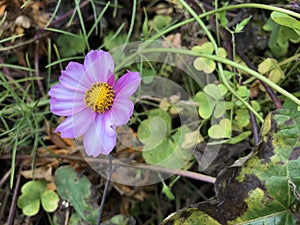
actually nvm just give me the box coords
[21,165,53,182]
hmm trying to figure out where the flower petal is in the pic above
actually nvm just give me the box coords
[84,50,114,83]
[48,83,84,100]
[114,70,140,98]
[54,107,96,138]
[49,83,86,116]
[83,114,116,156]
[108,97,134,126]
[59,62,90,90]
[50,97,86,116]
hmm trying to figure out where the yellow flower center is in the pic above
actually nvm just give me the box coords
[84,82,115,113]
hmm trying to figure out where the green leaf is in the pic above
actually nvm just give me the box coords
[208,118,232,139]
[271,12,300,34]
[142,139,174,165]
[195,91,213,119]
[236,86,249,99]
[162,179,175,200]
[57,33,86,58]
[162,110,300,225]
[219,11,228,27]
[181,130,203,149]
[234,16,252,33]
[151,15,172,30]
[142,8,149,39]
[204,84,225,100]
[101,214,136,225]
[258,58,277,74]
[55,166,99,224]
[269,68,283,83]
[142,125,193,169]
[263,17,300,57]
[235,108,250,127]
[18,195,40,216]
[41,190,59,213]
[104,31,127,51]
[137,109,171,149]
[226,131,252,144]
[17,180,57,216]
[218,47,227,58]
[191,42,214,54]
[213,101,226,119]
[138,117,168,150]
[193,57,216,74]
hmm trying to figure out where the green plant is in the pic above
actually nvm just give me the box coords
[162,110,300,224]
[17,180,59,216]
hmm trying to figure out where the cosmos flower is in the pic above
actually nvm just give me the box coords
[48,50,141,157]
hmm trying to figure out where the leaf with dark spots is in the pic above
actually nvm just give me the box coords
[289,147,300,160]
[54,166,99,224]
[162,110,300,225]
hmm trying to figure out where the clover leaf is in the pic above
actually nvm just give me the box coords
[195,83,227,119]
[17,180,59,216]
[263,13,300,57]
[138,109,194,168]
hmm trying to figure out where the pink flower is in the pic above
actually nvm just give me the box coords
[48,50,141,157]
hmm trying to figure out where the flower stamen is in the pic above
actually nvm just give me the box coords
[84,82,115,113]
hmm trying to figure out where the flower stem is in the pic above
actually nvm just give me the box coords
[97,154,112,225]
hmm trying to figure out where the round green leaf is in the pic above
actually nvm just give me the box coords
[235,109,250,127]
[151,15,172,30]
[138,117,168,150]
[195,91,214,119]
[142,139,174,165]
[17,180,49,216]
[236,86,249,99]
[213,101,226,118]
[21,180,47,199]
[193,57,216,74]
[191,42,214,54]
[18,195,40,216]
[41,190,59,212]
[218,47,227,58]
[258,58,277,74]
[208,118,232,139]
[218,84,228,96]
[269,68,283,83]
[204,84,224,100]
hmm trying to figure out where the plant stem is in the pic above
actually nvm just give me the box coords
[97,154,112,225]
[149,3,300,43]
[128,47,300,111]
[238,51,282,109]
[178,0,264,123]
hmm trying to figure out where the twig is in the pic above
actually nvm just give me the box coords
[223,31,260,145]
[34,40,45,96]
[7,165,22,225]
[0,154,216,184]
[0,168,11,187]
[0,183,10,222]
[97,154,112,225]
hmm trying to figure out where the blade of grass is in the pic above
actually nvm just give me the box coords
[87,2,110,39]
[75,0,90,51]
[45,0,62,28]
[122,0,137,50]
